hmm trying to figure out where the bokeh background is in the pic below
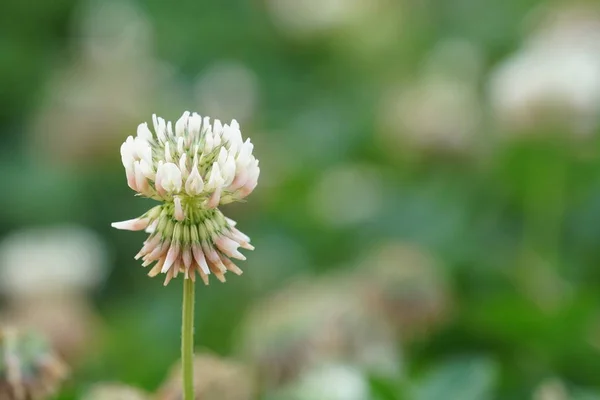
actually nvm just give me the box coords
[1,0,600,399]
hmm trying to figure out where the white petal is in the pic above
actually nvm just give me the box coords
[213,119,223,136]
[236,139,254,168]
[215,236,246,260]
[167,121,174,138]
[225,217,237,227]
[120,137,135,168]
[206,162,224,190]
[152,114,159,134]
[189,113,202,136]
[179,153,189,180]
[154,115,167,142]
[201,117,211,134]
[192,245,210,275]
[134,137,153,165]
[137,122,153,141]
[177,136,185,155]
[156,162,182,194]
[164,142,173,163]
[229,227,251,243]
[218,147,228,166]
[222,154,236,186]
[213,130,222,148]
[204,132,214,153]
[228,120,243,150]
[138,159,155,180]
[175,111,190,137]
[185,164,204,196]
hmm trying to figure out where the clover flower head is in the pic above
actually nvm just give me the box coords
[113,112,259,285]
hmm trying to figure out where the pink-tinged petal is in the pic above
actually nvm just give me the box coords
[210,264,226,282]
[135,249,145,260]
[229,227,251,243]
[134,162,150,195]
[163,267,176,286]
[225,229,254,249]
[191,245,210,275]
[239,242,255,251]
[182,247,192,270]
[215,236,246,260]
[220,254,243,275]
[197,267,209,285]
[161,243,180,273]
[228,169,248,191]
[202,242,228,271]
[126,167,138,192]
[187,264,195,281]
[206,187,222,209]
[111,218,150,231]
[147,240,169,261]
[135,234,162,260]
[142,257,154,267]
[172,259,182,279]
[148,259,165,277]
[238,177,258,199]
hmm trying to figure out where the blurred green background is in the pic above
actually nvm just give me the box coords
[1,0,600,399]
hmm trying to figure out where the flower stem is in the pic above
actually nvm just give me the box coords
[182,277,195,400]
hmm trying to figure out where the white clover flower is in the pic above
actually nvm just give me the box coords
[112,112,259,285]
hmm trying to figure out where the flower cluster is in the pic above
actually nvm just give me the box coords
[0,328,68,400]
[112,112,259,285]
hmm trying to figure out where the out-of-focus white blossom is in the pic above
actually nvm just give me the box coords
[283,364,371,400]
[355,241,451,341]
[0,226,107,298]
[380,78,480,153]
[266,0,368,38]
[29,0,176,165]
[83,383,150,400]
[113,112,259,285]
[195,62,260,124]
[488,3,600,135]
[238,276,399,387]
[532,378,569,400]
[156,353,256,400]
[378,39,482,155]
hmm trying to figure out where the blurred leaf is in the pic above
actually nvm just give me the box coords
[411,356,498,400]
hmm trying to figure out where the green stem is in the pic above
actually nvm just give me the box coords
[182,278,195,400]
